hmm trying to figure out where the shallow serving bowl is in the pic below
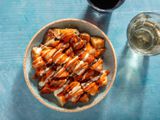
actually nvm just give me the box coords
[23,18,117,112]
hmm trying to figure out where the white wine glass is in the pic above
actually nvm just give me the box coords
[127,12,160,55]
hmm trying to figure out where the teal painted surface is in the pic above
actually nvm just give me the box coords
[0,0,160,120]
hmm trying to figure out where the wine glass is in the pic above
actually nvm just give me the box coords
[127,12,160,55]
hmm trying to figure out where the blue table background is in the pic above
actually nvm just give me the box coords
[0,0,160,120]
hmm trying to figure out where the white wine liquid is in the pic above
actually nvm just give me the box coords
[129,19,160,55]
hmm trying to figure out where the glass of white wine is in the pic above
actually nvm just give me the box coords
[127,12,160,55]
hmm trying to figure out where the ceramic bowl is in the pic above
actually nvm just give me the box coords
[23,18,117,112]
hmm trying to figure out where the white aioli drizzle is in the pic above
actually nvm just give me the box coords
[74,61,84,71]
[63,57,70,64]
[66,56,78,66]
[82,53,89,61]
[76,69,85,75]
[54,54,65,64]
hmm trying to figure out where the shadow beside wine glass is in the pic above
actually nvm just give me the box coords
[83,6,112,33]
[109,43,149,120]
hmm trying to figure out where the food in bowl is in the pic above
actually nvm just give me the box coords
[31,28,110,106]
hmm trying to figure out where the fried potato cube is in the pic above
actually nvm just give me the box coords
[73,61,88,75]
[65,47,74,57]
[54,94,66,106]
[53,67,66,78]
[79,94,89,103]
[59,81,80,96]
[43,28,79,44]
[79,52,95,64]
[35,67,45,77]
[91,58,103,72]
[94,49,105,58]
[41,48,57,64]
[32,47,42,58]
[83,82,99,96]
[43,29,56,43]
[85,43,96,55]
[96,72,108,86]
[57,70,69,78]
[65,56,79,69]
[73,39,85,50]
[44,39,60,47]
[60,28,79,43]
[60,28,79,36]
[80,33,90,42]
[91,37,105,49]
[54,82,70,106]
[70,88,84,103]
[82,69,95,81]
[61,32,76,43]
[51,29,62,39]
[73,75,83,81]
[50,79,67,88]
[40,83,55,94]
[32,57,46,69]
[56,81,83,105]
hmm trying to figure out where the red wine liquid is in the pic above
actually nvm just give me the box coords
[90,0,121,9]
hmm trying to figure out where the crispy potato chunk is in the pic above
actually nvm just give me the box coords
[70,88,84,103]
[80,33,90,42]
[91,37,105,49]
[40,83,55,94]
[41,48,57,64]
[43,29,56,43]
[43,28,79,43]
[60,28,79,36]
[61,32,76,43]
[94,49,105,58]
[83,82,99,96]
[54,94,66,106]
[44,40,60,47]
[85,43,96,55]
[79,94,89,103]
[91,58,103,72]
[82,69,95,81]
[32,50,45,69]
[73,39,85,50]
[65,47,74,57]
[96,72,108,86]
[59,81,80,96]
[50,79,67,88]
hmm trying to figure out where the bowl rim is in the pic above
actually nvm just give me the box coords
[23,18,117,112]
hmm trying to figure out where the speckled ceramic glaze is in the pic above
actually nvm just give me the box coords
[23,19,117,112]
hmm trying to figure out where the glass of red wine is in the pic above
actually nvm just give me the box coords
[87,0,125,12]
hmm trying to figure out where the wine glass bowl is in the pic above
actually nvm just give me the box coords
[127,12,160,55]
